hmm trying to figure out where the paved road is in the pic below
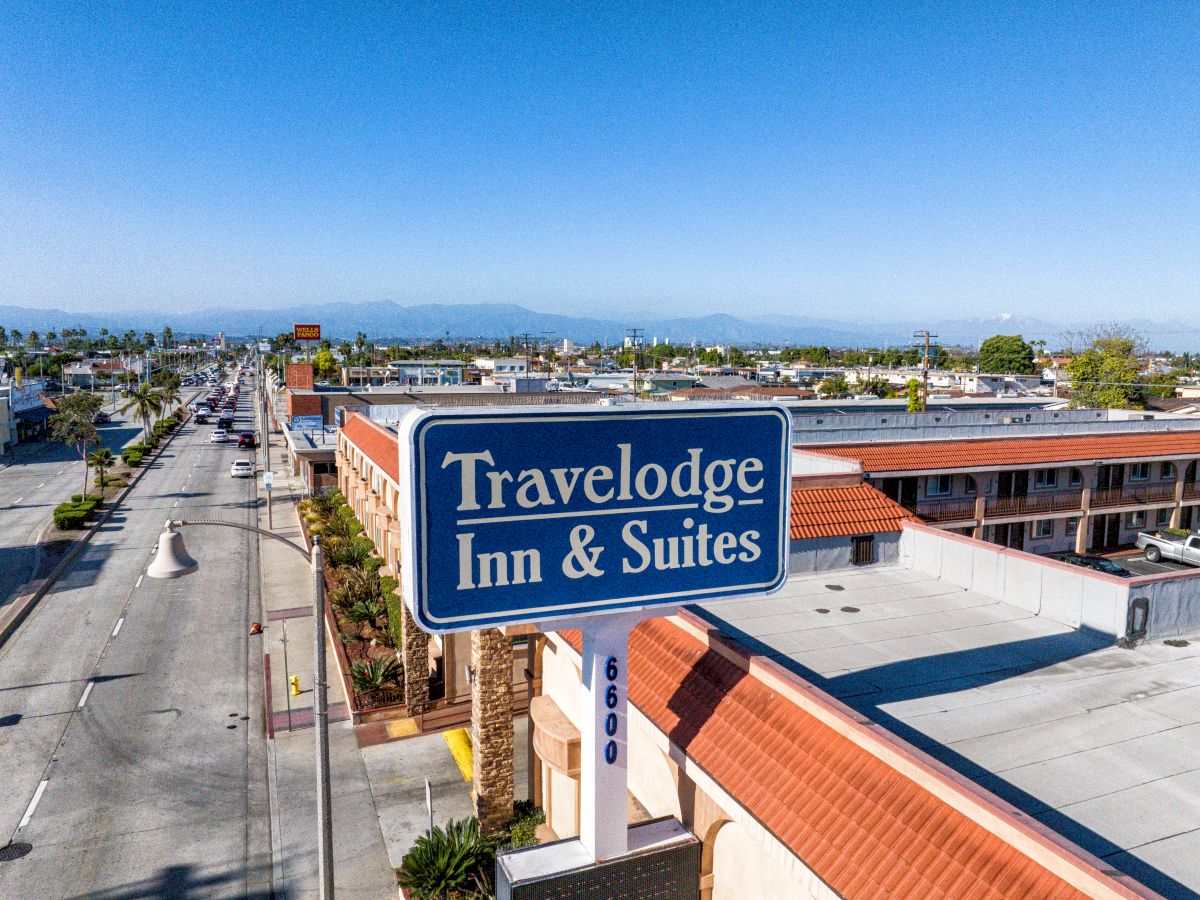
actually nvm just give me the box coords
[0,380,272,898]
[0,397,175,611]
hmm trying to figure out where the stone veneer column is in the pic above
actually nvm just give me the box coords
[472,627,514,835]
[401,604,429,714]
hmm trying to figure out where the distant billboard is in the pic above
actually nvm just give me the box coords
[293,323,321,341]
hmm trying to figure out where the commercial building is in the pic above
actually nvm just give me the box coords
[796,408,1200,553]
[331,398,1194,896]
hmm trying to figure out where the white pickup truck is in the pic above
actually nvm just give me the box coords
[1136,531,1200,566]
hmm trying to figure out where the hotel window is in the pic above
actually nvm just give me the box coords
[926,474,952,497]
[1066,517,1079,537]
[1125,510,1146,529]
[1161,462,1176,480]
[1032,520,1053,539]
[1034,469,1058,489]
[1069,468,1082,487]
[964,477,977,496]
[1156,507,1172,527]
[1130,462,1150,481]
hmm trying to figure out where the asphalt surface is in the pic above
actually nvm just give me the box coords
[1118,554,1192,577]
[0,376,272,898]
[0,400,146,611]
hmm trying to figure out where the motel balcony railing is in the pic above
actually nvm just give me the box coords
[1090,482,1178,509]
[1183,481,1200,501]
[984,490,1084,518]
[913,497,979,523]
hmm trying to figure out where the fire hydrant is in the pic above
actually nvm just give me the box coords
[289,675,301,696]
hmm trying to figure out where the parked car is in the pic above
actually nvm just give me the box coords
[92,411,111,424]
[209,429,229,443]
[237,432,257,449]
[1046,551,1133,577]
[1136,530,1200,566]
[230,459,254,478]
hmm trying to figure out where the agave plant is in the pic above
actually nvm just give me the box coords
[325,535,375,569]
[398,818,495,900]
[328,567,381,610]
[349,657,403,693]
[322,507,363,541]
[345,598,387,629]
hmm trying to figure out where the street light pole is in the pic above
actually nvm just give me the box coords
[312,536,334,898]
[146,519,334,898]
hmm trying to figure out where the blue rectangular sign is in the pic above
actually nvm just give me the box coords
[398,404,791,633]
[291,415,323,430]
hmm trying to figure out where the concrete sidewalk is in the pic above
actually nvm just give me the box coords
[256,422,395,899]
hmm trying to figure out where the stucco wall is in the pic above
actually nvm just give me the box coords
[899,524,1129,639]
[789,533,900,573]
[711,820,816,900]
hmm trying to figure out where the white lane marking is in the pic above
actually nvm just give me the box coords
[173,499,179,507]
[112,617,125,636]
[135,574,143,589]
[36,482,46,488]
[77,680,95,708]
[19,780,48,828]
[15,497,23,504]
[56,470,64,475]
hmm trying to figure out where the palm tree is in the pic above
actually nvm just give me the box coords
[120,382,162,440]
[156,381,181,420]
[88,447,115,492]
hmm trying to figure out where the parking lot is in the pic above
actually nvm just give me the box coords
[1104,551,1193,577]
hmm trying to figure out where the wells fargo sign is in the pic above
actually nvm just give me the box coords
[293,323,321,341]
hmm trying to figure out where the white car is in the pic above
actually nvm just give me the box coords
[209,429,229,443]
[230,459,254,478]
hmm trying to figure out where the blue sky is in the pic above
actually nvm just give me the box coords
[1,2,1197,320]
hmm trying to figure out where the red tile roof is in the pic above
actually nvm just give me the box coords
[341,412,400,483]
[805,431,1200,474]
[558,618,1132,898]
[790,484,914,539]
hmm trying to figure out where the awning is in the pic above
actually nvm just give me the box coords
[16,406,53,424]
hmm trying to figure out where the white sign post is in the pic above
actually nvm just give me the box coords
[572,609,660,860]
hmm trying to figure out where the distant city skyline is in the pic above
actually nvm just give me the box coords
[2,4,1197,320]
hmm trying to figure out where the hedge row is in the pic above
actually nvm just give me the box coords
[54,495,103,530]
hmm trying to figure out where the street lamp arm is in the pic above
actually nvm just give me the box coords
[168,517,313,562]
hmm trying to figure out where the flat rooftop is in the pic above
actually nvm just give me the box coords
[698,566,1200,897]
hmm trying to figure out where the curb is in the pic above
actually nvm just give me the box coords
[0,391,202,648]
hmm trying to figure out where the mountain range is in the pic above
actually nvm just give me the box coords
[0,301,1193,350]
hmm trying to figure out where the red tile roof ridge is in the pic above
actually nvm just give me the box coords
[667,608,1153,899]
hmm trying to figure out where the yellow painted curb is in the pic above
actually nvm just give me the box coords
[443,727,473,782]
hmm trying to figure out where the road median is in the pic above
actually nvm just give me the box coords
[0,392,202,648]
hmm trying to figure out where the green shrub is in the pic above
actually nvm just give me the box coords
[71,493,102,504]
[398,818,495,900]
[507,800,545,849]
[53,503,90,530]
[1163,527,1191,537]
[122,449,144,466]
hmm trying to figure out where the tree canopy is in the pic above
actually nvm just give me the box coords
[977,334,1035,374]
[1067,337,1141,408]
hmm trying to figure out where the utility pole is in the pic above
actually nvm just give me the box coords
[912,331,937,412]
[516,333,536,392]
[627,327,643,401]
